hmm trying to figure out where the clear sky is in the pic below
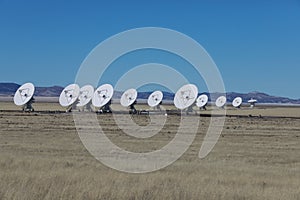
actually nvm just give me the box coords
[0,0,299,98]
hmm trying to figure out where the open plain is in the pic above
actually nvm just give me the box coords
[0,101,299,200]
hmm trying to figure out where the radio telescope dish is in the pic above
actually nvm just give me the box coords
[215,96,227,108]
[14,82,35,111]
[77,85,94,107]
[121,88,138,114]
[92,84,114,113]
[14,83,35,106]
[174,84,198,110]
[248,98,257,103]
[196,94,208,110]
[120,88,137,107]
[248,98,257,108]
[92,84,114,107]
[232,97,242,108]
[59,84,80,108]
[147,90,163,107]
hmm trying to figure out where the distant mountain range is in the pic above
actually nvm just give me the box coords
[0,83,64,97]
[1,83,299,104]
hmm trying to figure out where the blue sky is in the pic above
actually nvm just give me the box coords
[0,0,299,98]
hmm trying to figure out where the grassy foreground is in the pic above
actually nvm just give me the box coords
[0,107,299,199]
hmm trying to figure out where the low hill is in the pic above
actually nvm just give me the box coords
[0,83,64,97]
[0,83,299,104]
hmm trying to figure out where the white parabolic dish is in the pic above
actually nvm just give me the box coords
[215,96,227,108]
[77,85,94,107]
[232,97,242,107]
[92,84,114,107]
[120,88,137,107]
[248,99,257,103]
[174,84,198,110]
[59,84,80,107]
[196,94,208,108]
[147,90,163,107]
[13,82,35,106]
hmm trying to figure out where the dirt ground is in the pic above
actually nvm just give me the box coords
[0,102,299,199]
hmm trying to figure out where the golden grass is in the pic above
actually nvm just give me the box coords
[0,102,300,199]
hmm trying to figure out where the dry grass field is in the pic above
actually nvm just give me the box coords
[0,101,299,199]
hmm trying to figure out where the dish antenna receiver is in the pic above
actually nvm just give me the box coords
[174,84,198,113]
[196,94,208,110]
[232,97,242,108]
[13,82,35,112]
[147,90,163,110]
[92,84,114,113]
[120,88,138,114]
[77,85,94,111]
[215,96,227,109]
[248,98,257,108]
[59,84,80,112]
